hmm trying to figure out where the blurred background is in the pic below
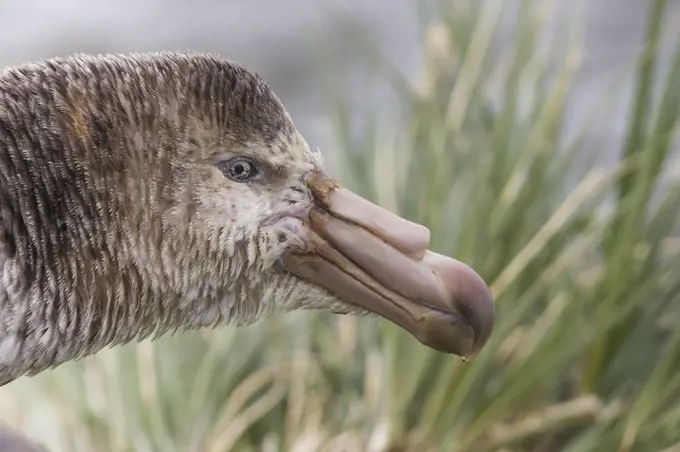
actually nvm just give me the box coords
[1,0,680,451]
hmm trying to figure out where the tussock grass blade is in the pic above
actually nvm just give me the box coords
[618,0,669,201]
[584,2,680,393]
[620,298,680,451]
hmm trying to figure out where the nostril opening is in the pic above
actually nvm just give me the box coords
[278,233,287,243]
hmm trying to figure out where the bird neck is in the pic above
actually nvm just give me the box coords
[0,221,275,386]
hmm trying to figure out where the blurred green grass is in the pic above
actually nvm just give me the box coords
[2,1,680,451]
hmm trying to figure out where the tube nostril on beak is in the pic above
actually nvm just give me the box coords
[294,169,495,357]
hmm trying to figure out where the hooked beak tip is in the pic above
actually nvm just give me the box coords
[278,169,496,358]
[417,252,495,358]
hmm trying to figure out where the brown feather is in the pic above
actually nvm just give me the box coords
[0,52,332,386]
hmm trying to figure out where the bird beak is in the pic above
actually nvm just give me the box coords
[280,170,494,358]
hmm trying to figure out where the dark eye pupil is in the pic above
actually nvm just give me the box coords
[218,157,259,182]
[228,160,253,180]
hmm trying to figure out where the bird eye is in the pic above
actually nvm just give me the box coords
[218,157,259,182]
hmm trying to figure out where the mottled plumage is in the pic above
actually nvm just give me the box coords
[0,52,334,385]
[0,52,494,388]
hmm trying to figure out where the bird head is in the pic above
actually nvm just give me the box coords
[0,52,494,384]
